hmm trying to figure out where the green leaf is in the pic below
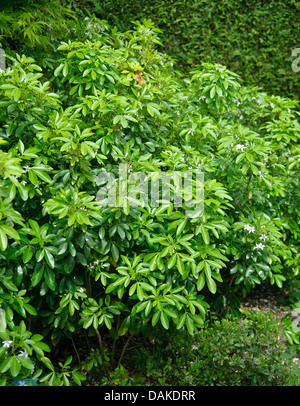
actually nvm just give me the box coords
[167,254,177,269]
[72,371,86,385]
[23,246,33,264]
[62,64,69,77]
[44,249,55,269]
[0,357,13,373]
[186,315,194,335]
[99,227,105,239]
[177,255,185,275]
[10,357,21,377]
[151,311,160,327]
[28,169,38,185]
[196,272,206,291]
[68,212,77,226]
[33,170,52,183]
[83,316,94,329]
[118,226,126,239]
[18,356,34,370]
[236,153,245,163]
[2,279,18,292]
[204,261,211,278]
[201,226,210,244]
[44,268,56,290]
[145,301,152,317]
[123,199,130,215]
[1,225,19,240]
[36,249,45,262]
[31,266,44,287]
[23,303,37,316]
[118,316,130,336]
[0,309,6,332]
[0,229,8,251]
[177,313,187,330]
[160,311,169,329]
[176,219,187,236]
[54,63,64,76]
[17,182,28,201]
[206,275,217,294]
[111,244,119,262]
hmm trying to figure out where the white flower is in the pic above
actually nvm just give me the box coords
[2,340,13,348]
[270,103,275,109]
[254,243,265,250]
[18,350,28,357]
[235,144,247,151]
[259,234,267,242]
[16,380,29,386]
[244,225,255,233]
[14,379,37,386]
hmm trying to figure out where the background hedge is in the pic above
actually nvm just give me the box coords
[87,0,300,100]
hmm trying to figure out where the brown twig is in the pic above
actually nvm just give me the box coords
[118,334,133,367]
[94,328,104,355]
[71,334,81,364]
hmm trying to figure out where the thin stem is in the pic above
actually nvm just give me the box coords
[85,271,92,297]
[94,328,104,355]
[118,334,133,367]
[84,330,91,351]
[27,315,32,331]
[112,334,117,356]
[71,334,81,364]
[111,315,121,366]
[229,274,235,289]
[94,328,111,378]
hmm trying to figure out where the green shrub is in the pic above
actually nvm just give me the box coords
[89,0,300,100]
[0,0,76,48]
[135,311,300,386]
[0,17,299,385]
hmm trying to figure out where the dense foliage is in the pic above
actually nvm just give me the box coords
[136,311,299,386]
[0,5,299,386]
[90,0,300,100]
[0,0,75,48]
